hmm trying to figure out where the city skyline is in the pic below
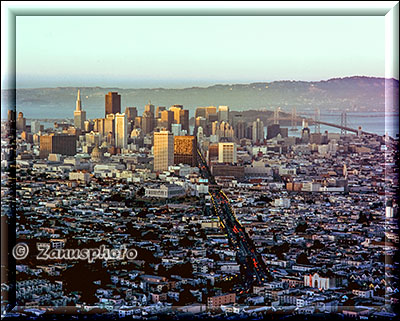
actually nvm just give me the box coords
[3,3,399,320]
[15,16,386,88]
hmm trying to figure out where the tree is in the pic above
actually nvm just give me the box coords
[157,264,169,277]
[295,221,308,233]
[61,260,109,304]
[357,213,369,225]
[296,252,311,265]
[136,187,145,197]
[177,286,195,306]
[168,261,193,279]
[179,236,195,248]
[311,239,325,250]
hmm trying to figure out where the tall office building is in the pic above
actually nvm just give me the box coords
[179,109,189,132]
[8,110,16,122]
[195,107,207,119]
[31,120,41,134]
[105,114,115,139]
[253,118,265,143]
[218,105,229,122]
[197,126,204,142]
[171,123,182,136]
[170,105,182,122]
[207,107,218,123]
[115,113,128,149]
[16,112,26,132]
[234,121,246,140]
[174,136,197,166]
[160,110,174,131]
[134,116,142,129]
[194,117,207,136]
[310,133,322,144]
[84,120,94,133]
[74,90,86,130]
[145,103,155,116]
[105,92,121,116]
[142,111,154,135]
[125,107,138,123]
[280,127,288,138]
[39,134,76,159]
[301,127,311,144]
[93,118,106,138]
[246,125,253,140]
[195,106,217,119]
[267,124,280,140]
[124,107,137,134]
[217,121,234,139]
[218,142,237,164]
[155,106,166,118]
[170,105,189,131]
[153,130,174,172]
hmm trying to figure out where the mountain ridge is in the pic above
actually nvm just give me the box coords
[3,76,398,119]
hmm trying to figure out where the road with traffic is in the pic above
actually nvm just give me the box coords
[196,149,270,288]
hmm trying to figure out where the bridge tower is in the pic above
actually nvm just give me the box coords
[340,111,347,135]
[290,107,298,131]
[273,107,281,125]
[314,107,321,134]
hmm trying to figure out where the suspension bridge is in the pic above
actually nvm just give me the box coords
[272,107,387,139]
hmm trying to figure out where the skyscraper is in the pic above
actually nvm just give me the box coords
[155,106,166,118]
[179,109,189,132]
[218,105,229,122]
[267,124,280,140]
[31,120,41,134]
[142,111,154,135]
[206,106,218,123]
[160,110,174,131]
[93,118,106,138]
[253,118,265,143]
[195,106,216,119]
[197,126,204,142]
[105,92,121,116]
[218,142,237,164]
[105,114,115,140]
[174,136,197,166]
[169,105,183,124]
[115,113,128,149]
[195,107,207,119]
[153,130,174,172]
[125,107,138,123]
[145,103,155,116]
[171,123,182,136]
[39,134,76,159]
[74,90,86,130]
[234,121,246,140]
[134,116,142,129]
[194,117,207,136]
[301,126,310,144]
[217,121,234,139]
[16,112,26,132]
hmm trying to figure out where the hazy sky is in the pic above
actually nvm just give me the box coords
[16,16,385,88]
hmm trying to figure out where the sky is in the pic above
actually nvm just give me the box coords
[16,16,385,88]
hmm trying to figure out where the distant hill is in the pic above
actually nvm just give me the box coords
[3,76,398,119]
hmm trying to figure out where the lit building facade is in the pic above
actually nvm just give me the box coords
[174,136,197,166]
[153,130,174,172]
[218,142,237,164]
[115,113,128,149]
[73,90,86,130]
[105,92,121,116]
